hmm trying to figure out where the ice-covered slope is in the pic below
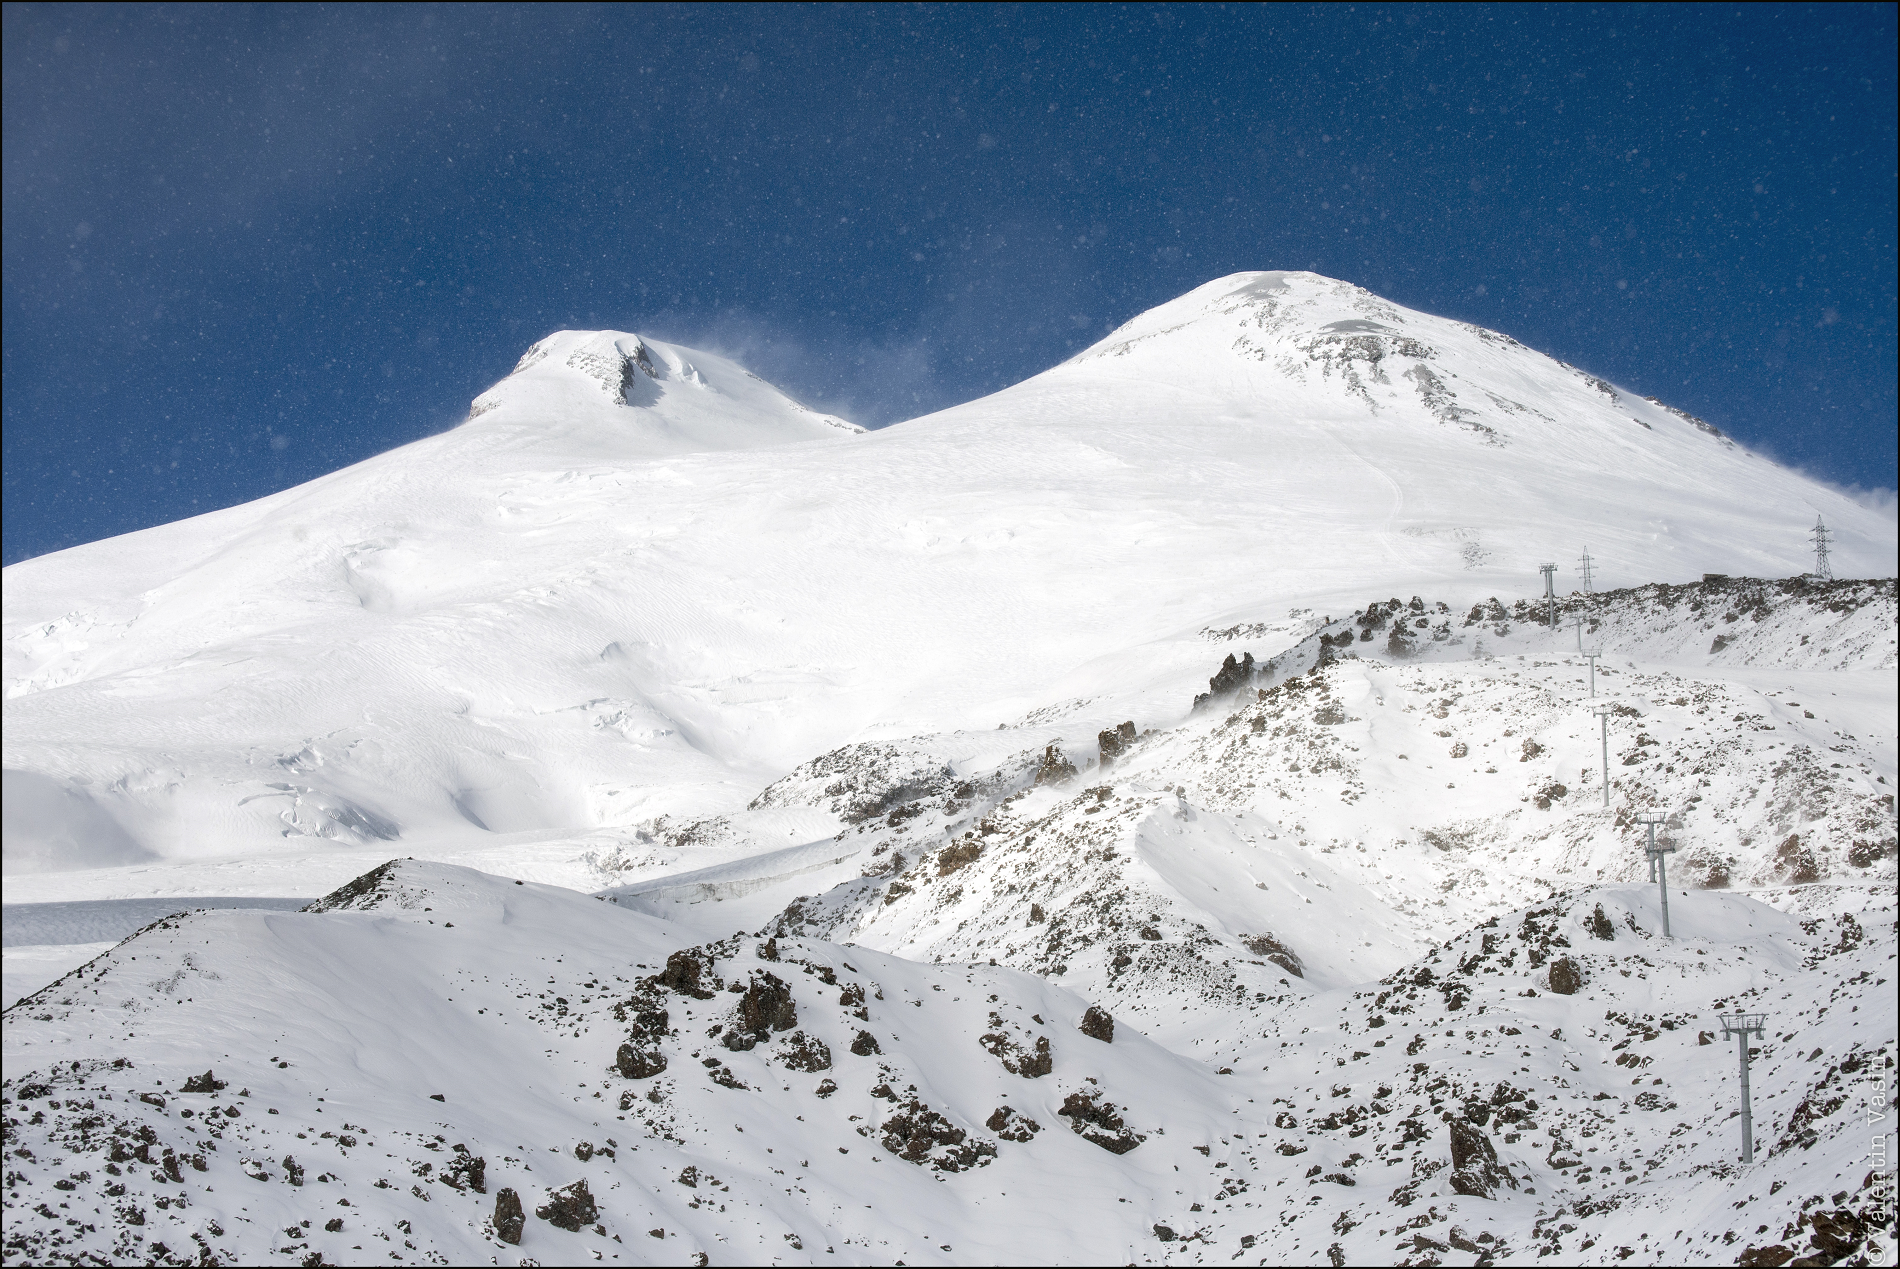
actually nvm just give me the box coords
[4,273,1893,893]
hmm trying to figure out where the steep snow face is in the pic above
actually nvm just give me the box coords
[3,273,1893,890]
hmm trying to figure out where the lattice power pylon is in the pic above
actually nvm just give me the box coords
[1810,516,1833,581]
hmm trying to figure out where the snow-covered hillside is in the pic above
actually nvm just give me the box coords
[3,861,1891,1266]
[4,273,1896,1267]
[4,273,1893,893]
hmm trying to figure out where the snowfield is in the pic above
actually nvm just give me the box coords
[3,272,1895,1265]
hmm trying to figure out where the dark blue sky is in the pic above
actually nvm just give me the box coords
[5,4,1895,565]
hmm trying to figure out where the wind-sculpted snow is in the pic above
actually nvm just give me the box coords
[4,863,1892,1266]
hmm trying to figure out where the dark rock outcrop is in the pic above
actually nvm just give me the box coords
[777,1031,832,1072]
[536,1178,598,1232]
[1079,1005,1115,1042]
[493,1188,524,1244]
[1193,653,1257,710]
[985,1105,1041,1142]
[657,950,716,999]
[1058,1090,1144,1153]
[180,1070,226,1093]
[1447,1119,1517,1199]
[1243,932,1305,978]
[1098,721,1137,769]
[1586,905,1615,941]
[979,1032,1052,1077]
[616,1043,667,1078]
[879,1099,996,1171]
[1547,957,1582,995]
[1034,744,1079,786]
[735,971,797,1039]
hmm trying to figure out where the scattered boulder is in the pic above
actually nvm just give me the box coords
[492,1188,524,1245]
[1586,905,1616,941]
[1519,739,1545,762]
[734,971,797,1040]
[1098,721,1137,769]
[281,1155,304,1187]
[180,1070,226,1094]
[1547,957,1583,995]
[777,1031,833,1072]
[657,950,716,1000]
[1243,932,1305,977]
[1447,1120,1517,1199]
[616,1043,667,1079]
[1058,1089,1144,1154]
[1195,653,1257,710]
[1079,1005,1115,1043]
[573,1142,594,1162]
[442,1146,486,1193]
[1808,1209,1866,1260]
[536,1178,598,1232]
[850,1030,882,1056]
[979,1032,1052,1077]
[1533,781,1568,810]
[1777,833,1822,884]
[1034,744,1079,786]
[985,1106,1041,1142]
[1385,624,1415,660]
[937,841,983,876]
[879,1098,997,1171]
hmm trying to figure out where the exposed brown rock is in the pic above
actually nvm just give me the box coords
[1098,721,1137,769]
[979,1032,1052,1077]
[616,1043,667,1079]
[985,1106,1041,1142]
[1058,1089,1144,1153]
[1243,932,1305,977]
[657,950,716,999]
[1034,744,1079,786]
[492,1188,524,1244]
[536,1178,598,1231]
[734,970,797,1039]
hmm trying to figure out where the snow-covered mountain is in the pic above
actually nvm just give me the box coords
[4,272,1896,1267]
[3,861,1891,1266]
[3,272,1891,893]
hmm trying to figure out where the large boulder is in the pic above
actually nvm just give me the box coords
[1447,1119,1517,1199]
[492,1188,524,1244]
[536,1178,598,1232]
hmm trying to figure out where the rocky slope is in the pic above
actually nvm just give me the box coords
[3,863,1891,1267]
